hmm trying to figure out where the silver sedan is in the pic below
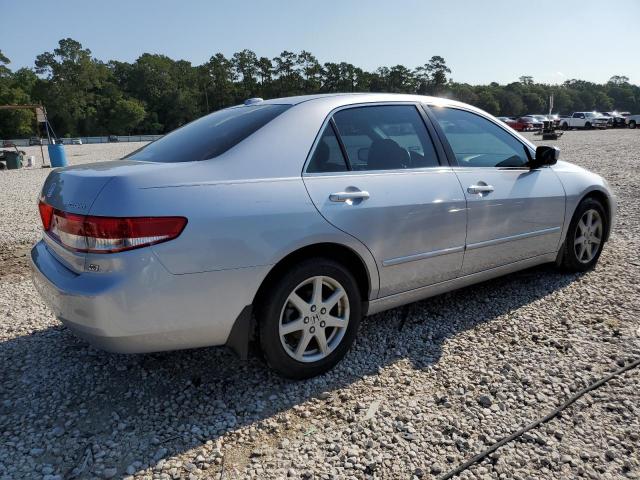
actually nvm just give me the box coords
[31,93,616,378]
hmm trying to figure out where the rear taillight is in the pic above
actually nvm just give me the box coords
[38,201,54,231]
[38,200,187,253]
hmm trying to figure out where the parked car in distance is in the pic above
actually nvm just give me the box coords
[545,114,562,128]
[108,135,119,142]
[509,116,543,131]
[626,114,640,129]
[526,114,557,130]
[29,136,43,146]
[602,112,627,128]
[58,138,83,145]
[2,140,16,148]
[31,93,617,379]
[560,112,609,130]
[595,112,614,127]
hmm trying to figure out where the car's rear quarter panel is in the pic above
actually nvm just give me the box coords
[88,171,380,297]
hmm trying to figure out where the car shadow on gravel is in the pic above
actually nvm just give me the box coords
[0,264,582,477]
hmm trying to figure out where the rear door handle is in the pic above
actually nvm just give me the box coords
[329,191,370,202]
[467,184,494,194]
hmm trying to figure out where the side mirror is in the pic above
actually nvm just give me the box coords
[529,145,560,169]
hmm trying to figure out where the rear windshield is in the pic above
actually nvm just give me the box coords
[128,104,291,163]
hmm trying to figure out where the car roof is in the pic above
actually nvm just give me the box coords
[259,92,465,108]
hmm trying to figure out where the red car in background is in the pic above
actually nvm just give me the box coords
[497,116,543,132]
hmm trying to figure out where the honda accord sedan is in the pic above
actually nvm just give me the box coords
[31,93,616,379]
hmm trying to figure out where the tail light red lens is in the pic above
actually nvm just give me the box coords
[38,201,54,231]
[38,200,187,253]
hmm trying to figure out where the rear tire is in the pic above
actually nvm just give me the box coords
[557,197,607,272]
[257,258,362,379]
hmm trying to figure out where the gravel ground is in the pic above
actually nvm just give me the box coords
[0,131,639,480]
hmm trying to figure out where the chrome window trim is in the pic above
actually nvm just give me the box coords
[302,101,446,176]
[303,165,455,178]
[450,166,531,173]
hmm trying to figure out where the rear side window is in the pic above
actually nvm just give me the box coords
[307,123,349,173]
[430,107,528,168]
[128,104,290,163]
[332,105,439,171]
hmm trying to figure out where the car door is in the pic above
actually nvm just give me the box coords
[303,103,467,297]
[426,105,565,275]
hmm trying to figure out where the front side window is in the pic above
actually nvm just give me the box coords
[430,107,529,168]
[128,104,290,163]
[331,105,439,171]
[306,123,349,173]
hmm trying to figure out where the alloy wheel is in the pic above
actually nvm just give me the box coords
[574,208,603,264]
[279,275,350,363]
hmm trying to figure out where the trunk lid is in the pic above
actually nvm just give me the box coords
[40,160,183,214]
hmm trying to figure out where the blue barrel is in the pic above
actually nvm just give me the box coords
[48,144,68,167]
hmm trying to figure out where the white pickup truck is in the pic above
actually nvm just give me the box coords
[560,112,610,130]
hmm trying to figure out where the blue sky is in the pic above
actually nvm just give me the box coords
[1,0,638,85]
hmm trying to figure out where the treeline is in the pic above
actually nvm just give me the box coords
[1,38,639,138]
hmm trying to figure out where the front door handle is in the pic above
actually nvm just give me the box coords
[467,184,494,194]
[329,190,370,202]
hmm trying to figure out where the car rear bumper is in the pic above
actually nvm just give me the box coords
[30,240,270,353]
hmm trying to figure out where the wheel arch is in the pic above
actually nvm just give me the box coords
[580,189,613,241]
[225,241,377,359]
[253,242,374,310]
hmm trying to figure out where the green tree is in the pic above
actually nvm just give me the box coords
[0,50,11,78]
[519,75,534,85]
[107,98,146,134]
[424,56,450,94]
[476,90,500,115]
[232,49,259,97]
[273,51,302,95]
[203,53,236,111]
[387,65,415,93]
[297,51,322,92]
[0,52,38,137]
[33,38,115,135]
[497,91,524,115]
[608,75,629,85]
[522,92,545,113]
[3,39,640,137]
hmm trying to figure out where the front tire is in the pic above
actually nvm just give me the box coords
[558,197,607,272]
[257,258,362,379]
[584,122,592,130]
[629,120,637,129]
[561,122,569,131]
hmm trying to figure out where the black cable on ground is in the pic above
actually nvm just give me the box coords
[438,357,640,480]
